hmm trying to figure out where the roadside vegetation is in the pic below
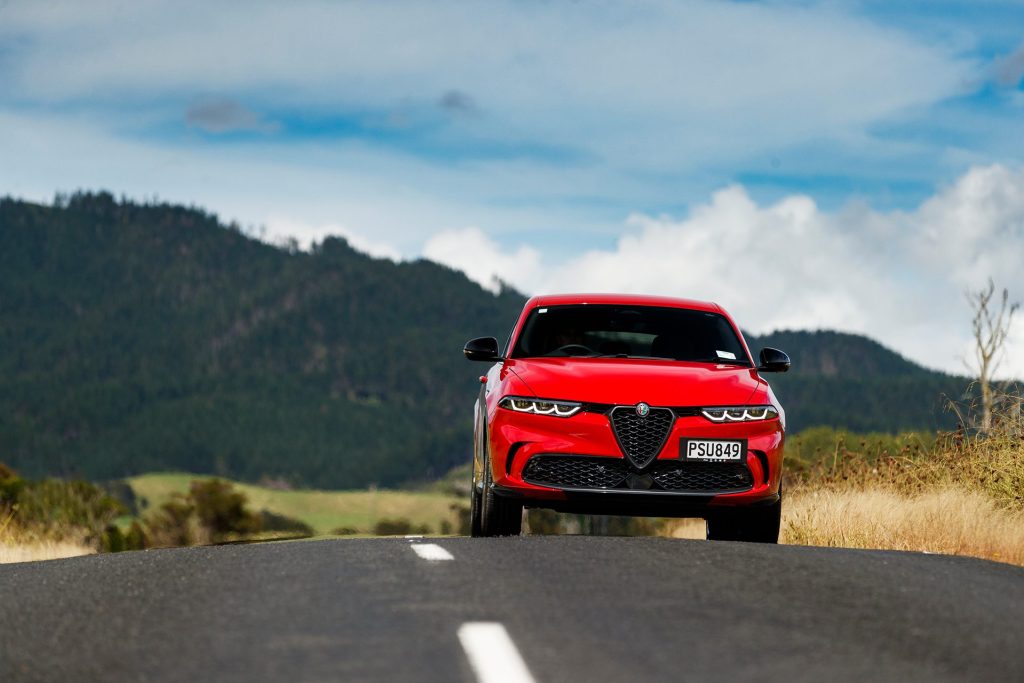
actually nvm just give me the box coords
[664,409,1024,565]
[1,464,462,563]
[2,467,465,563]
[4,390,1020,564]
[0,462,124,562]
[770,281,1021,565]
[5,421,1021,565]
[777,411,1024,565]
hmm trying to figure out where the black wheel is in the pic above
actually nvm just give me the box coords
[706,495,781,543]
[479,448,522,537]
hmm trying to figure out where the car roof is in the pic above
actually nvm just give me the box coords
[526,293,722,314]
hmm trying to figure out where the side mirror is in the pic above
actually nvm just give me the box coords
[463,336,502,362]
[758,347,791,373]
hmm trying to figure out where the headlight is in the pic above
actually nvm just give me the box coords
[701,405,779,422]
[499,396,581,417]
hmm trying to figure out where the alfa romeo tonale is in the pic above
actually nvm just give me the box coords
[463,294,790,541]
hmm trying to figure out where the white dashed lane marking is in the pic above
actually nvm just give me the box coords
[458,622,537,683]
[410,543,454,561]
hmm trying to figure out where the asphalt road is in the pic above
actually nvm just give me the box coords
[1,536,1022,682]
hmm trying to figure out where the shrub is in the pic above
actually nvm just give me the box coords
[14,479,126,536]
[144,479,263,547]
[0,464,125,548]
[125,520,148,550]
[146,495,196,548]
[0,463,24,505]
[101,525,126,553]
[189,479,261,542]
[789,427,1023,511]
[0,462,18,481]
[373,517,430,536]
[784,427,933,480]
[104,479,140,515]
[259,510,313,536]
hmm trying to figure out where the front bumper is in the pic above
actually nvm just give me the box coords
[492,484,780,518]
[486,404,784,513]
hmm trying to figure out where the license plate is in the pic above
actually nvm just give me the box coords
[680,438,746,462]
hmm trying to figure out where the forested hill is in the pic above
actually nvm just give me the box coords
[0,192,523,487]
[0,193,968,487]
[751,330,967,434]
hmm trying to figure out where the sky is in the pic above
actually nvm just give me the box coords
[1,0,1023,377]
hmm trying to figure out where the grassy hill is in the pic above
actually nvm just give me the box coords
[0,192,973,488]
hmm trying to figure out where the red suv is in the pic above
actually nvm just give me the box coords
[463,294,790,542]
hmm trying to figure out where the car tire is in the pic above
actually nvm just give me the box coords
[470,419,484,537]
[705,493,781,543]
[469,485,483,537]
[479,444,522,537]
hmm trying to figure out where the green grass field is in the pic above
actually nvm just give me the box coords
[127,473,464,536]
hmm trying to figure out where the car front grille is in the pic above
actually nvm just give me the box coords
[609,406,674,468]
[522,455,753,493]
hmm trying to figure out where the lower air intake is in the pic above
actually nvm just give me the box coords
[522,455,753,493]
[522,455,629,489]
[650,462,753,492]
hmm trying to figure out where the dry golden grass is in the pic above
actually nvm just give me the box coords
[667,518,706,539]
[782,486,1024,566]
[666,423,1024,566]
[0,536,94,564]
[0,509,96,564]
[773,414,1024,565]
[665,487,1024,566]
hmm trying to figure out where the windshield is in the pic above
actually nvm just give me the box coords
[510,304,750,365]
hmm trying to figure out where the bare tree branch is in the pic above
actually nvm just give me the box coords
[965,278,1019,432]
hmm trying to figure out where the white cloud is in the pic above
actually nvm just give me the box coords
[425,165,1024,378]
[422,227,542,294]
[0,0,977,173]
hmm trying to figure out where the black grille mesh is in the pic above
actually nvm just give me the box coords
[610,406,674,468]
[522,455,752,493]
[523,456,629,489]
[650,463,752,491]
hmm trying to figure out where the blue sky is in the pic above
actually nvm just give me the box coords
[1,0,1022,375]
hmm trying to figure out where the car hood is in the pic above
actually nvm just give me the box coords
[506,357,765,407]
